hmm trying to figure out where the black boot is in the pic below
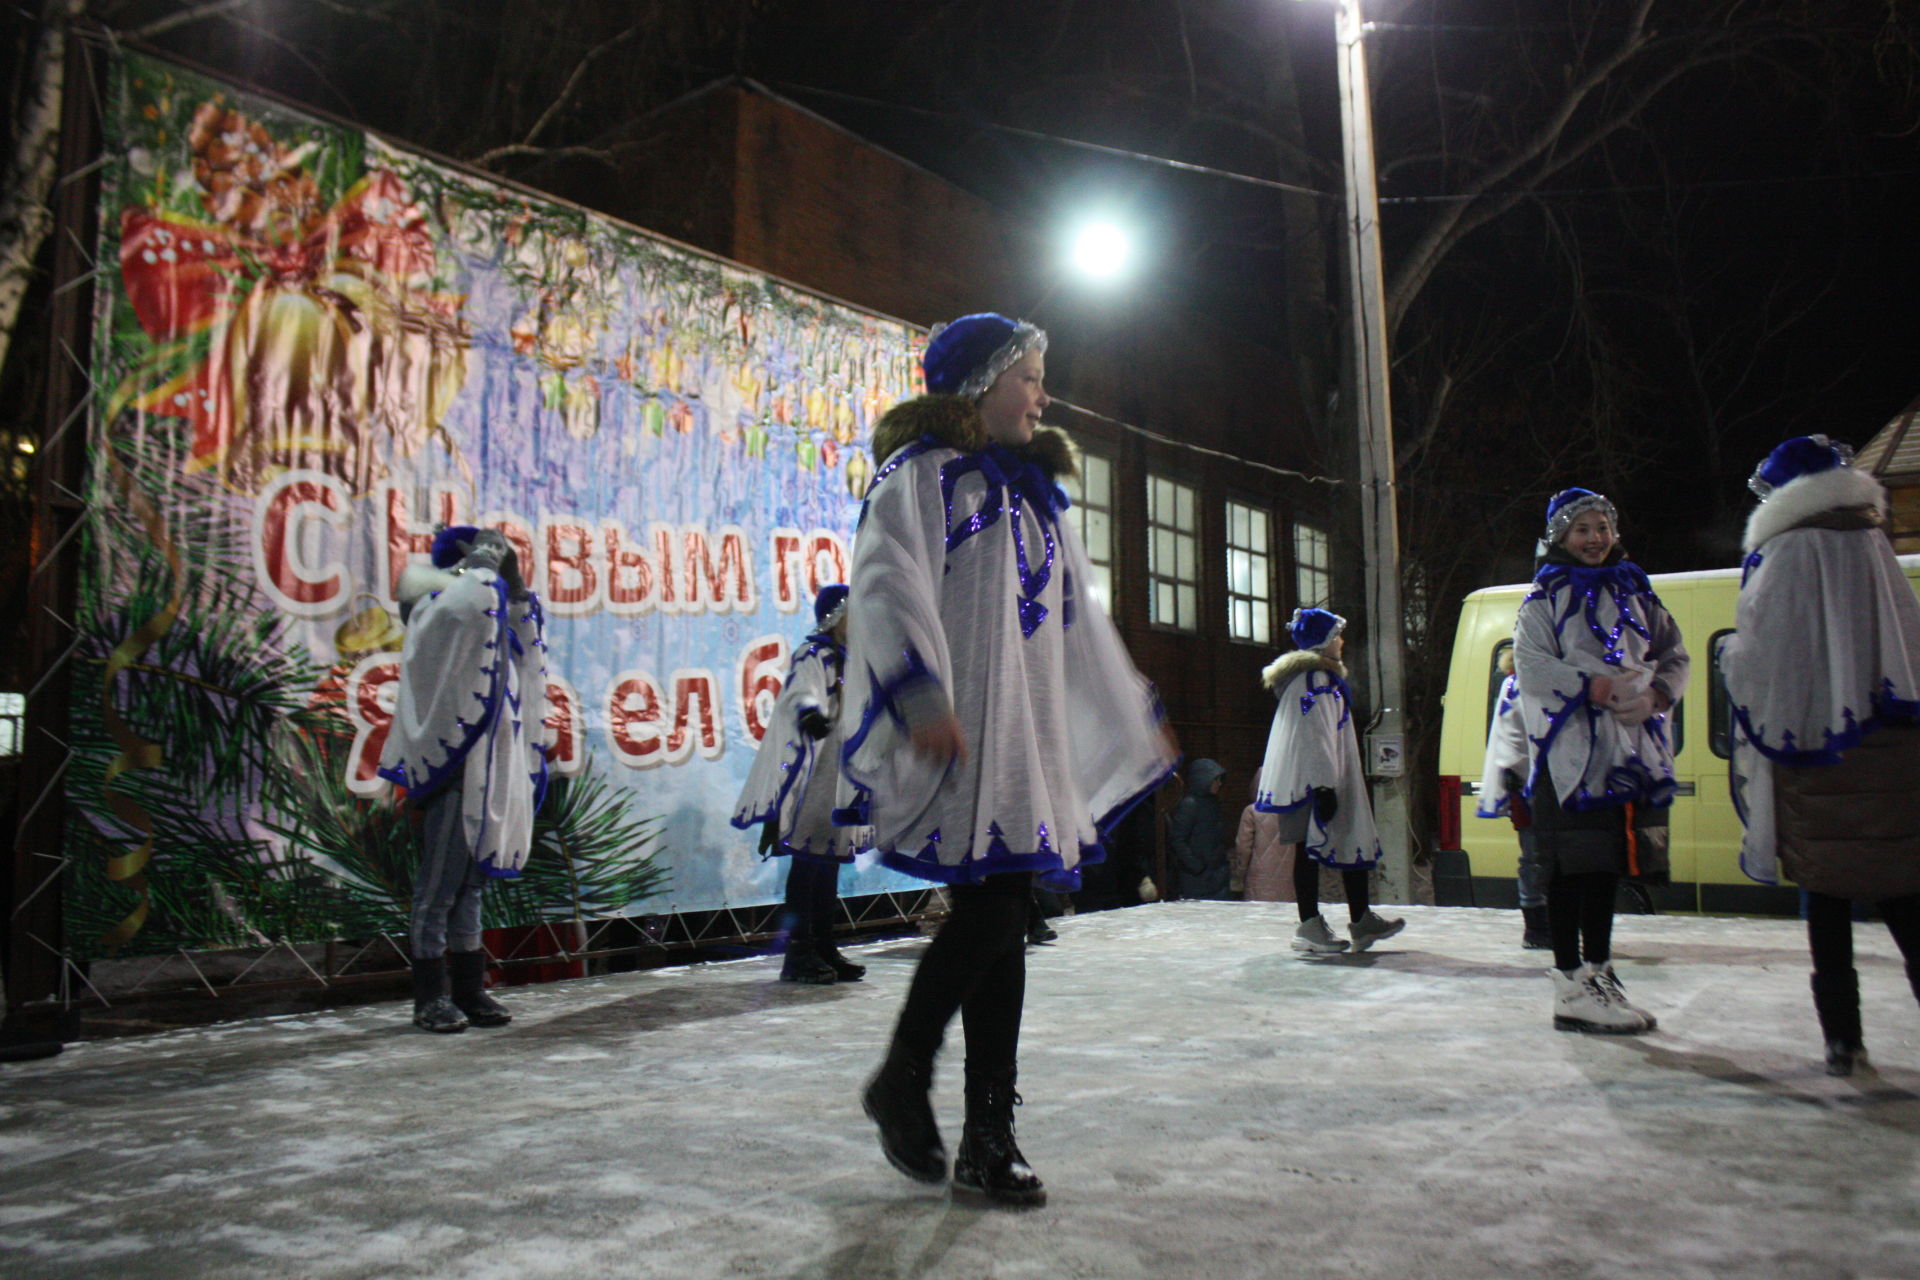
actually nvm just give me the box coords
[816,938,866,982]
[952,1068,1046,1207]
[781,940,838,984]
[1811,969,1865,1076]
[411,956,468,1033]
[448,950,512,1027]
[1521,906,1551,950]
[862,1050,946,1183]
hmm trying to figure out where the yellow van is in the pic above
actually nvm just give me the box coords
[1435,554,1920,915]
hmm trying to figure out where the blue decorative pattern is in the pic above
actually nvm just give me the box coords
[1732,677,1920,768]
[938,443,1067,639]
[1529,561,1659,669]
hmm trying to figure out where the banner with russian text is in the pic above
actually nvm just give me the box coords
[69,51,924,958]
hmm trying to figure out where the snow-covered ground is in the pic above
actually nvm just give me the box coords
[3,903,1918,1280]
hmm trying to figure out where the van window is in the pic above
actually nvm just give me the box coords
[1707,628,1735,758]
[1486,640,1513,734]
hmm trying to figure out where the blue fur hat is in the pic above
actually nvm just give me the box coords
[1749,434,1854,501]
[1543,488,1618,547]
[1288,607,1346,651]
[430,525,482,569]
[812,583,850,631]
[923,313,1048,398]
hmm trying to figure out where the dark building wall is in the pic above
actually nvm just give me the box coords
[730,90,1030,328]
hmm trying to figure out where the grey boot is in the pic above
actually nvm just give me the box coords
[411,956,468,1034]
[448,950,511,1027]
[951,1068,1047,1208]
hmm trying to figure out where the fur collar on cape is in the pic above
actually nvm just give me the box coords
[870,393,1077,480]
[1742,465,1887,553]
[1262,647,1347,691]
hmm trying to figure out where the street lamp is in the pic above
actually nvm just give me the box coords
[1301,0,1412,900]
[1066,218,1136,282]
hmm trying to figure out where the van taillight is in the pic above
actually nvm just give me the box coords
[1437,775,1462,848]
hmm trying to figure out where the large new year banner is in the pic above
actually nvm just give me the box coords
[69,51,925,959]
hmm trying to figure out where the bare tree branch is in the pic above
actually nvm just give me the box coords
[125,0,259,40]
[474,21,647,168]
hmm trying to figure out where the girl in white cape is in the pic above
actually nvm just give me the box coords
[1514,489,1687,1035]
[380,527,550,1034]
[1255,607,1404,955]
[731,584,871,985]
[846,313,1177,1207]
[1477,648,1550,949]
[1725,435,1920,1075]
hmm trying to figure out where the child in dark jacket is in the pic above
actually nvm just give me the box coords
[1169,759,1234,899]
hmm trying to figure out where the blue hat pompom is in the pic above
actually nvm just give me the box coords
[430,525,482,569]
[812,583,850,629]
[1289,607,1346,651]
[1749,434,1853,501]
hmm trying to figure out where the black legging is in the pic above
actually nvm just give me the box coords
[1294,855,1371,924]
[1807,890,1920,994]
[890,872,1031,1074]
[1548,871,1617,972]
[781,855,839,945]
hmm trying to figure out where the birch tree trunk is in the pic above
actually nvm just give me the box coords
[0,0,84,388]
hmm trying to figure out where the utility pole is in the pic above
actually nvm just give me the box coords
[1334,0,1412,901]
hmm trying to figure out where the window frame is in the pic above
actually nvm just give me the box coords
[1146,472,1201,633]
[1293,518,1332,612]
[1059,446,1118,616]
[1224,496,1276,646]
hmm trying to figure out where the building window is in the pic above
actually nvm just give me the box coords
[1294,520,1331,610]
[1059,451,1115,613]
[1225,500,1273,644]
[1147,474,1198,630]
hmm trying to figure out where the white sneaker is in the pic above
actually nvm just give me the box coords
[1348,911,1406,954]
[1590,962,1657,1031]
[1549,965,1650,1034]
[1292,915,1350,954]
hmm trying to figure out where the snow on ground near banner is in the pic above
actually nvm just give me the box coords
[4,903,1919,1280]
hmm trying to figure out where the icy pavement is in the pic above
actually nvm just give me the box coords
[3,903,1919,1280]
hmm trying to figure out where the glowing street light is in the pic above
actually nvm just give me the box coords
[1067,219,1135,281]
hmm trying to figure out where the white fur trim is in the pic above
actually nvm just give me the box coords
[1261,648,1347,691]
[1742,465,1887,552]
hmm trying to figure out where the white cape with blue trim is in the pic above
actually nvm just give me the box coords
[1725,469,1920,883]
[839,444,1175,884]
[1477,674,1529,819]
[1514,565,1689,811]
[379,569,550,875]
[1254,659,1381,867]
[731,639,870,862]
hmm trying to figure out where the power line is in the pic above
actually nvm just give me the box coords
[1380,167,1920,204]
[767,78,1920,212]
[764,80,1339,201]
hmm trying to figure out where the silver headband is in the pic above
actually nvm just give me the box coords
[1545,493,1618,547]
[950,322,1049,399]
